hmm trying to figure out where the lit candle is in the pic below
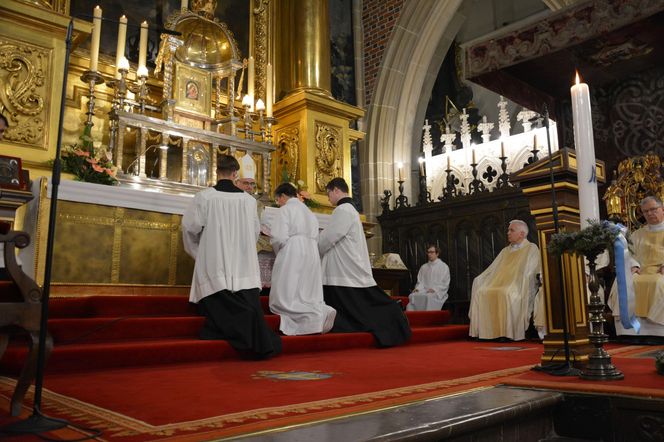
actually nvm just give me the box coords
[472,149,476,164]
[255,98,265,112]
[138,21,148,73]
[266,62,273,118]
[114,15,127,79]
[447,155,451,169]
[181,0,188,10]
[136,65,148,78]
[241,94,252,108]
[397,162,403,181]
[570,71,600,228]
[247,55,255,111]
[89,6,102,72]
[118,56,130,72]
[500,141,505,157]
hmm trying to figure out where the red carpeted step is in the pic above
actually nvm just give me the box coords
[406,310,451,327]
[0,326,470,374]
[48,295,195,318]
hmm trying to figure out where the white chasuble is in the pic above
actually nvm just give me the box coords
[269,198,336,335]
[469,240,541,340]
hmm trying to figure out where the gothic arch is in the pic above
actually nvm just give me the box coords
[362,0,465,251]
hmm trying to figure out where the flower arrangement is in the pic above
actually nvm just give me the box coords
[61,127,118,185]
[547,219,627,261]
[294,179,320,208]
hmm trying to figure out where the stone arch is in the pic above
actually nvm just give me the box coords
[362,0,465,251]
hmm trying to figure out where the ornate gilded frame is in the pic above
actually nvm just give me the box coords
[174,63,211,117]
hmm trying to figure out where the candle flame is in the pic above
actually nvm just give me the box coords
[397,162,403,169]
[575,71,581,85]
[418,157,425,164]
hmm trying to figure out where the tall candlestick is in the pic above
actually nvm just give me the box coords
[89,6,102,72]
[397,162,404,181]
[501,141,505,157]
[138,21,148,72]
[247,55,255,110]
[114,15,128,79]
[571,71,600,228]
[266,62,273,118]
[181,0,188,10]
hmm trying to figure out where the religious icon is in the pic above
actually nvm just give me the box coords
[185,81,199,100]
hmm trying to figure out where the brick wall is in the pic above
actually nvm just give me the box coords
[362,0,405,106]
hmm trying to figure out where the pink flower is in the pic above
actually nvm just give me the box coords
[74,149,90,157]
[91,163,104,173]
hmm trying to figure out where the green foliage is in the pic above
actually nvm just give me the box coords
[60,126,118,186]
[548,220,623,261]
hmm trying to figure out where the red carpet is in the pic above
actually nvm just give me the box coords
[1,341,543,441]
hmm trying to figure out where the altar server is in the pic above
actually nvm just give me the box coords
[182,154,281,359]
[469,219,541,341]
[318,177,411,347]
[268,182,336,335]
[407,245,450,311]
[608,196,664,331]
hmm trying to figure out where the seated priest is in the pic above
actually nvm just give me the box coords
[469,219,541,341]
[608,196,664,334]
[406,245,450,311]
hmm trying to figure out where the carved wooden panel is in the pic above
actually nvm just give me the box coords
[314,121,342,193]
[0,36,52,150]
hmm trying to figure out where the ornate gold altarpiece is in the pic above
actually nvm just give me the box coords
[512,148,606,367]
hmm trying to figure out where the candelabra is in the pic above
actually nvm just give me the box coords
[136,73,149,114]
[468,161,486,195]
[394,180,410,209]
[439,166,459,200]
[80,70,105,131]
[417,175,431,206]
[242,102,255,140]
[579,254,624,380]
[496,155,510,189]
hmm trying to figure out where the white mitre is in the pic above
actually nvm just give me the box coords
[239,154,257,180]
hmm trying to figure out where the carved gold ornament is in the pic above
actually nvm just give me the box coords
[314,122,342,193]
[276,126,299,181]
[0,38,51,149]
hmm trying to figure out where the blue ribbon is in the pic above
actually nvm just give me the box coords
[611,222,640,332]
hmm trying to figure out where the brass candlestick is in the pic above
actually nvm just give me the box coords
[265,116,276,144]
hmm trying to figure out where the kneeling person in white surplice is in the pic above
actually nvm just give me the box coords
[182,155,281,359]
[469,219,541,341]
[318,178,411,347]
[268,182,336,335]
[407,245,450,311]
[608,196,664,331]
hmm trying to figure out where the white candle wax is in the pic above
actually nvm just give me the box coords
[570,72,600,228]
[266,62,273,118]
[114,15,127,79]
[447,155,451,169]
[138,21,148,72]
[89,6,102,72]
[181,0,188,10]
[397,162,403,181]
[247,56,255,111]
[501,142,505,157]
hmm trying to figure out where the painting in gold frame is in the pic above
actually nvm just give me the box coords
[174,63,211,117]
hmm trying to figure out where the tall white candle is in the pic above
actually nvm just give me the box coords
[266,62,273,118]
[571,71,600,228]
[89,6,102,72]
[114,15,127,79]
[138,21,148,72]
[397,162,404,181]
[181,0,188,10]
[247,56,255,111]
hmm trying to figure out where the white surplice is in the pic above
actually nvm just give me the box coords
[407,258,450,311]
[182,187,261,303]
[469,240,541,340]
[318,201,376,287]
[269,198,336,335]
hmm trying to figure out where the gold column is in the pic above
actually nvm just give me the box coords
[512,148,605,367]
[271,0,363,205]
[275,0,331,97]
